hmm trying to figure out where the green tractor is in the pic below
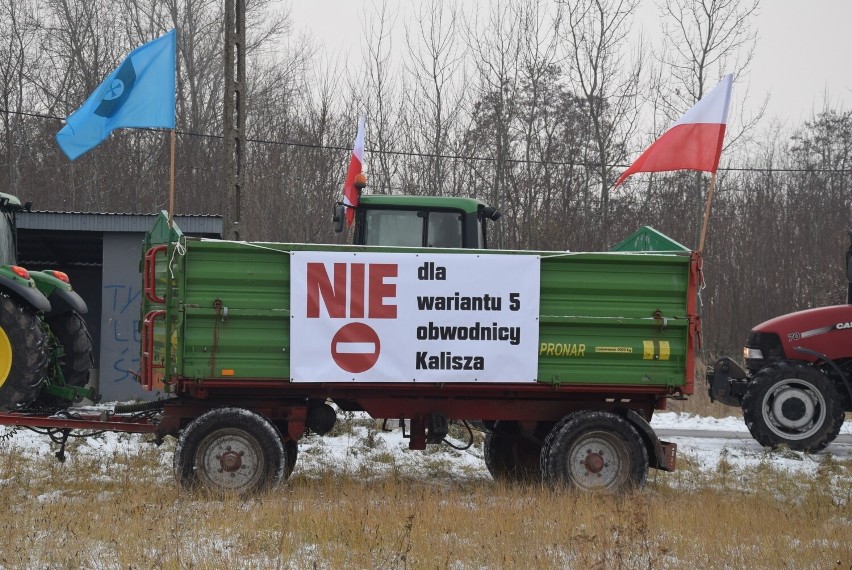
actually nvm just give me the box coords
[0,192,95,409]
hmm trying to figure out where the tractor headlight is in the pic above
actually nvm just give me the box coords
[743,347,763,360]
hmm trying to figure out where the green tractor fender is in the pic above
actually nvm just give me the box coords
[0,266,51,312]
[28,271,88,316]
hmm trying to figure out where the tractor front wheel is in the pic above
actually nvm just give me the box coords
[742,361,844,452]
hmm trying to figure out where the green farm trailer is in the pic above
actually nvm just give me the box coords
[0,194,700,495]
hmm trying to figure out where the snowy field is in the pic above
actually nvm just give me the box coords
[1,410,850,483]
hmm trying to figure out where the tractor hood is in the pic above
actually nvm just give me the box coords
[750,304,852,364]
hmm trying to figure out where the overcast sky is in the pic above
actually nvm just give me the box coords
[287,0,852,126]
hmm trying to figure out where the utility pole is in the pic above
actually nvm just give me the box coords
[223,0,246,240]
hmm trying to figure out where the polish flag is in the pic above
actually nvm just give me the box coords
[342,115,366,226]
[615,74,733,186]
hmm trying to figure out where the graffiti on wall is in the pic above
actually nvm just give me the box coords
[103,283,141,383]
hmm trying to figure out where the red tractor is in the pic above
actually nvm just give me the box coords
[709,233,852,452]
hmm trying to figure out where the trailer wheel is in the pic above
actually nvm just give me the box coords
[0,292,48,410]
[742,362,844,452]
[541,411,648,493]
[39,311,93,405]
[484,421,543,482]
[174,407,287,495]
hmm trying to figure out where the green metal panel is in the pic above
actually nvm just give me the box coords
[536,252,691,388]
[177,239,292,379]
[359,195,485,213]
[610,226,689,253]
[142,213,695,391]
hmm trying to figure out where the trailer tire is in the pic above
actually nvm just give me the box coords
[174,407,287,495]
[742,361,844,452]
[484,421,543,482]
[541,411,648,493]
[38,311,93,406]
[0,292,48,410]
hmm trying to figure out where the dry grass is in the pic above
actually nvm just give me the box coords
[0,433,850,569]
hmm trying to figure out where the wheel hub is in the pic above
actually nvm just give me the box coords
[780,397,807,422]
[770,386,815,430]
[196,429,264,491]
[582,449,606,475]
[567,432,626,491]
[217,447,244,473]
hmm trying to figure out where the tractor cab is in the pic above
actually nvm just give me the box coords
[0,193,28,266]
[335,194,501,250]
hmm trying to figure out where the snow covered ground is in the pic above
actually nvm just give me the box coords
[1,411,850,483]
[651,412,852,475]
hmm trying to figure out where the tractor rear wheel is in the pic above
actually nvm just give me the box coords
[174,407,287,495]
[742,361,844,452]
[38,311,93,406]
[541,411,648,493]
[0,292,48,410]
[46,311,93,391]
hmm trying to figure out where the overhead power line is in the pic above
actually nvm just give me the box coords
[2,106,852,174]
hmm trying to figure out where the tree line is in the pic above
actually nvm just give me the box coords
[1,0,850,355]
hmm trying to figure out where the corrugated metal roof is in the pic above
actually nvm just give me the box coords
[18,211,222,235]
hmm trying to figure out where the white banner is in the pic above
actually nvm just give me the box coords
[290,251,540,382]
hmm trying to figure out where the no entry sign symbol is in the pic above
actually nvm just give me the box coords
[331,322,381,373]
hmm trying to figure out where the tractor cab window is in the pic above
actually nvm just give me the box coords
[0,211,15,265]
[364,209,423,247]
[426,211,463,248]
[362,208,465,248]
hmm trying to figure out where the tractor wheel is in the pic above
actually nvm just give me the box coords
[483,421,545,483]
[0,292,48,410]
[742,361,844,452]
[541,411,648,493]
[174,407,287,495]
[38,311,93,406]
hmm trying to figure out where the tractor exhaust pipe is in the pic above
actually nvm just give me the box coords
[846,230,852,304]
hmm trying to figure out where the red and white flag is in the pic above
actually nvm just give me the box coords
[342,115,366,226]
[615,74,733,186]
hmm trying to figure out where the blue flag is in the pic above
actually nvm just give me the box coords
[56,29,176,160]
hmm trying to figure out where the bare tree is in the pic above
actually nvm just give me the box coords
[464,1,521,247]
[0,0,40,196]
[558,0,644,247]
[402,0,467,193]
[511,0,564,249]
[355,1,403,196]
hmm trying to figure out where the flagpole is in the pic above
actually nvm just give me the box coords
[168,129,176,228]
[697,172,717,254]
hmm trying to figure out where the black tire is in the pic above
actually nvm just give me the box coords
[483,421,545,482]
[174,407,287,495]
[46,311,93,390]
[37,311,94,407]
[742,361,844,452]
[0,292,48,410]
[541,411,648,493]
